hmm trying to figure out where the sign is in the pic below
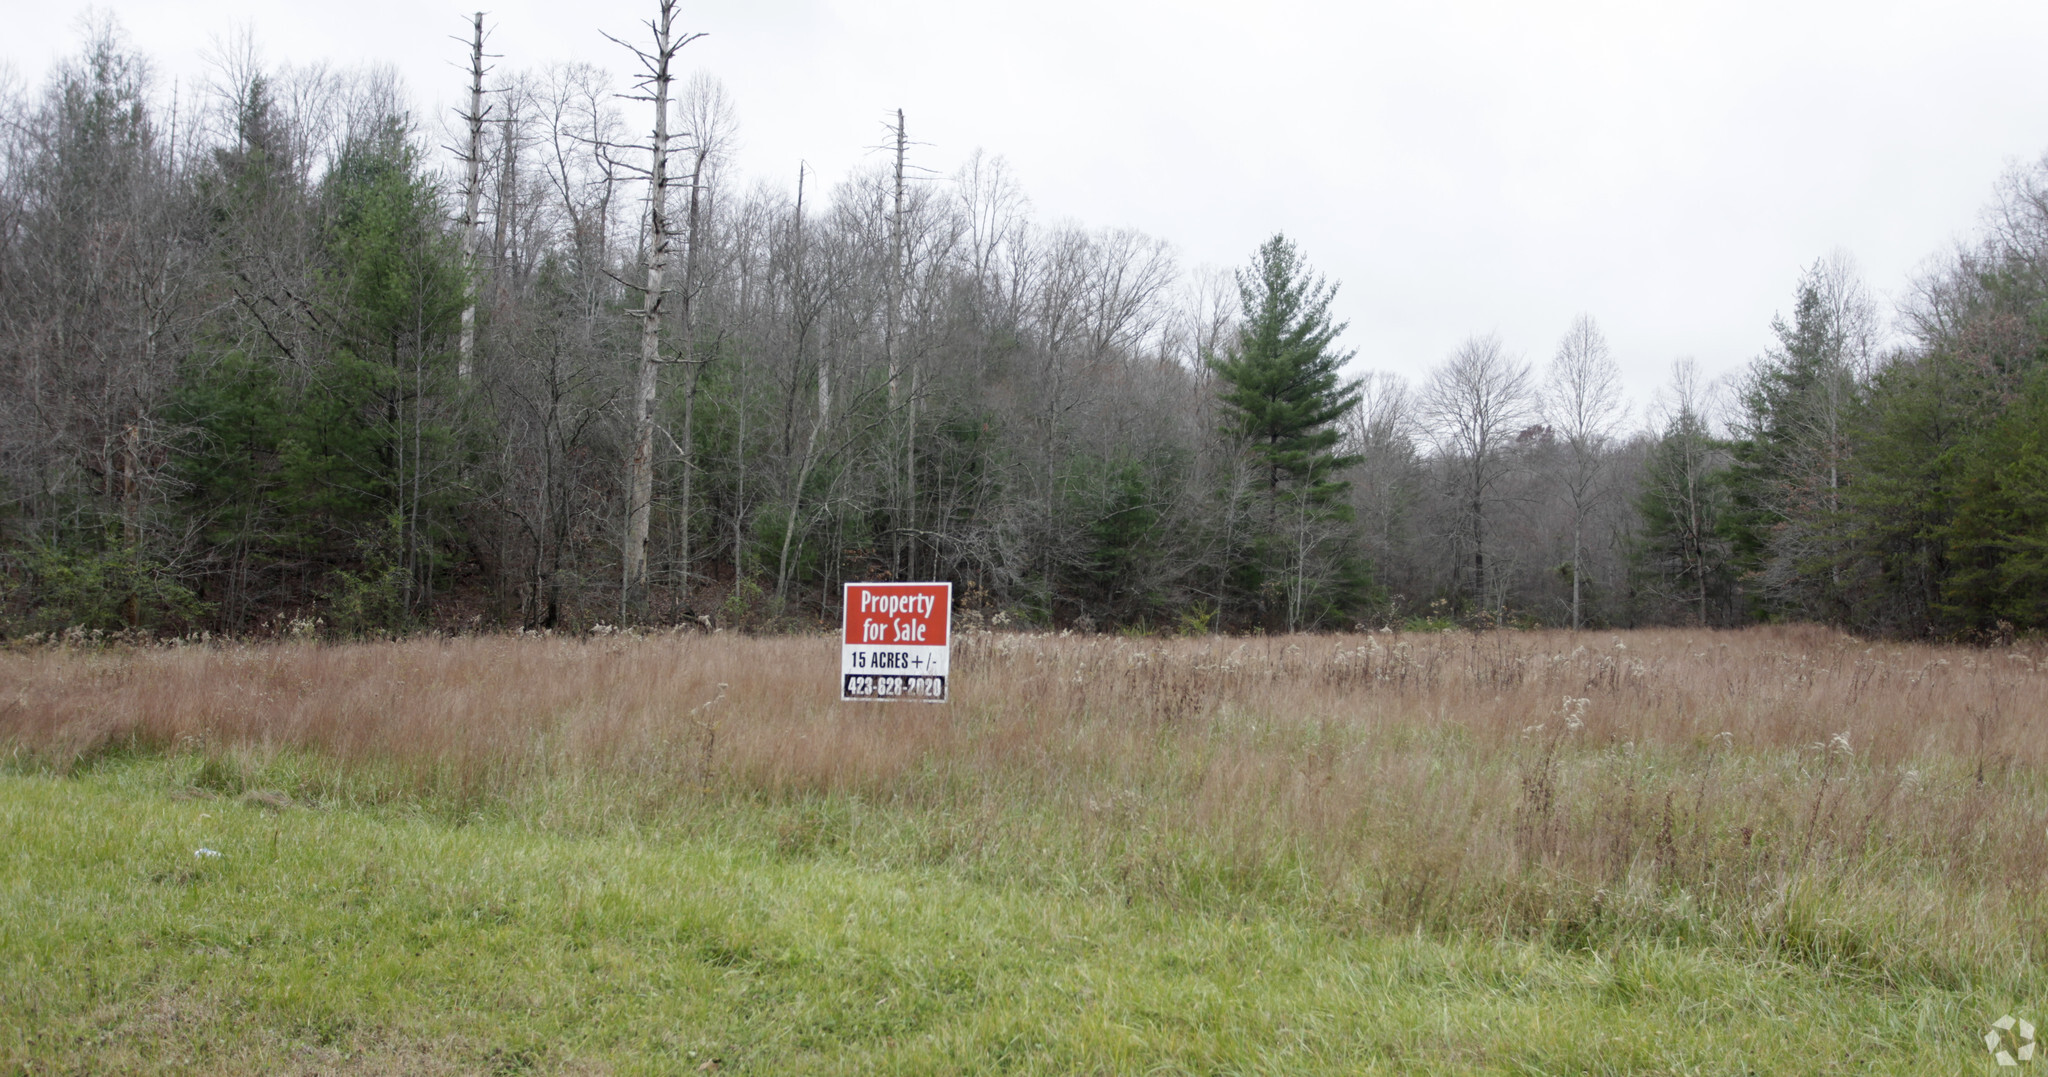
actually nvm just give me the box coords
[841,581,951,702]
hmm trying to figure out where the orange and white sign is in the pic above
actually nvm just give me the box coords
[841,581,951,702]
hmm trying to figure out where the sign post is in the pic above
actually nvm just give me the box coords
[841,581,951,702]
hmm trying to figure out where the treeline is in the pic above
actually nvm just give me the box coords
[2,17,2045,639]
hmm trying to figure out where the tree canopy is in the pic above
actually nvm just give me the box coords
[7,22,2048,640]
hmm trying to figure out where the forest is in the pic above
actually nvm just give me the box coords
[5,10,2048,641]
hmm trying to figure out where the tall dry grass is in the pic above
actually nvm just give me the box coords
[7,624,2048,982]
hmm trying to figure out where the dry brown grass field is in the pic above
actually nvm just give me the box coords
[7,622,2048,988]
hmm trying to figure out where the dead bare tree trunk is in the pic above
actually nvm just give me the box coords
[490,93,517,315]
[775,165,831,605]
[609,0,704,617]
[886,109,905,409]
[886,109,915,577]
[455,12,491,382]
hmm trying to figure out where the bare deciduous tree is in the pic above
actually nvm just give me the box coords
[1343,371,1420,613]
[605,0,703,615]
[665,71,738,607]
[1641,358,1733,625]
[1420,333,1535,618]
[1543,314,1625,629]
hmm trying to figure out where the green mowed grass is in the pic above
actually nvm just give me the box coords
[0,759,2022,1075]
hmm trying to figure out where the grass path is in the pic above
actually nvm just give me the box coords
[0,760,2014,1075]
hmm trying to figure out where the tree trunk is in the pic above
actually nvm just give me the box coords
[621,1,686,617]
[776,165,821,604]
[491,96,518,316]
[673,144,709,611]
[458,12,488,382]
[1570,517,1582,631]
[886,109,905,409]
[1470,487,1486,614]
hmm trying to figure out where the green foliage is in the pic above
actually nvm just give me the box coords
[719,576,770,632]
[302,119,465,611]
[1722,262,1865,620]
[324,518,413,638]
[201,75,296,226]
[1401,598,1459,632]
[169,353,285,527]
[1635,406,1737,625]
[1208,235,1372,630]
[275,355,407,530]
[1174,603,1216,636]
[10,536,205,634]
[1068,457,1165,624]
[1209,234,1362,502]
[1294,538,1379,630]
[1839,237,2048,634]
[1834,351,1979,633]
[1938,376,2048,629]
[155,114,467,633]
[320,119,467,355]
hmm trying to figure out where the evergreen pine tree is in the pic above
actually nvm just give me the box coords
[1210,234,1363,503]
[1724,259,1869,620]
[1208,234,1368,628]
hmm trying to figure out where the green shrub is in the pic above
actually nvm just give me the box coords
[8,537,206,635]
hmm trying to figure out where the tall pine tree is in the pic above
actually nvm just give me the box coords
[1211,234,1362,502]
[1208,234,1368,629]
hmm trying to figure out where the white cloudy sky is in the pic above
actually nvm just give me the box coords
[7,0,2048,417]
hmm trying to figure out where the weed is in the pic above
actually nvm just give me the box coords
[3,625,2047,981]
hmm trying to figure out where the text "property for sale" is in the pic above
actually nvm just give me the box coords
[858,591,939,618]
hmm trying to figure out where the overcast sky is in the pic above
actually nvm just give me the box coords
[8,0,2048,421]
